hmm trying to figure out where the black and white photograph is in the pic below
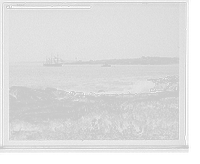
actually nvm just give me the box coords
[0,1,188,151]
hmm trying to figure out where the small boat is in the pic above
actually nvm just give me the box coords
[101,63,111,67]
[43,56,63,67]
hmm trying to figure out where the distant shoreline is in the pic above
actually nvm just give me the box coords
[10,62,179,66]
[10,57,179,65]
[65,57,179,65]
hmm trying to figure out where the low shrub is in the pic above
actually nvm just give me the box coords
[9,131,29,140]
[48,119,64,131]
[10,97,179,140]
[9,119,42,131]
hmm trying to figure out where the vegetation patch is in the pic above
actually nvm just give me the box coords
[10,94,179,140]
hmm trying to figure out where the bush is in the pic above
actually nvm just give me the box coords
[9,119,43,131]
[10,131,29,140]
[10,97,179,140]
[49,119,64,131]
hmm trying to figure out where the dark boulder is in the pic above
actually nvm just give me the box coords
[9,86,52,100]
[46,88,71,100]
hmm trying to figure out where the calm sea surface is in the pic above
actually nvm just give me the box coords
[9,63,179,94]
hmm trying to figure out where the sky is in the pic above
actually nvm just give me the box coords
[7,3,185,62]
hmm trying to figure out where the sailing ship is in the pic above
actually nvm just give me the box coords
[43,56,63,67]
[101,63,111,67]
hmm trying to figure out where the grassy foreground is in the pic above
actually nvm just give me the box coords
[9,92,179,140]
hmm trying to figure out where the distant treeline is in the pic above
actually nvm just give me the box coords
[64,57,179,65]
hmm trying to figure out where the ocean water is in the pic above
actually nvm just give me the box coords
[9,63,179,94]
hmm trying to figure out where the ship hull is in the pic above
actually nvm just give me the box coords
[43,63,63,67]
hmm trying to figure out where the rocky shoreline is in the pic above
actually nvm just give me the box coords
[9,75,179,140]
[148,75,178,92]
[9,86,100,100]
[9,76,179,101]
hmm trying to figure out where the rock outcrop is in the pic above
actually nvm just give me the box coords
[9,86,88,101]
[9,86,53,100]
[46,88,72,100]
[149,76,179,91]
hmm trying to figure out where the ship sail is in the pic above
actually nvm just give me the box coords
[43,56,63,67]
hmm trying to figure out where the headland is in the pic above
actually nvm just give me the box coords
[9,76,179,140]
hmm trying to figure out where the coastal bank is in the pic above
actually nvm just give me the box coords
[9,76,179,140]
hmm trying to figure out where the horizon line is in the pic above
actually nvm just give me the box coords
[10,56,179,63]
